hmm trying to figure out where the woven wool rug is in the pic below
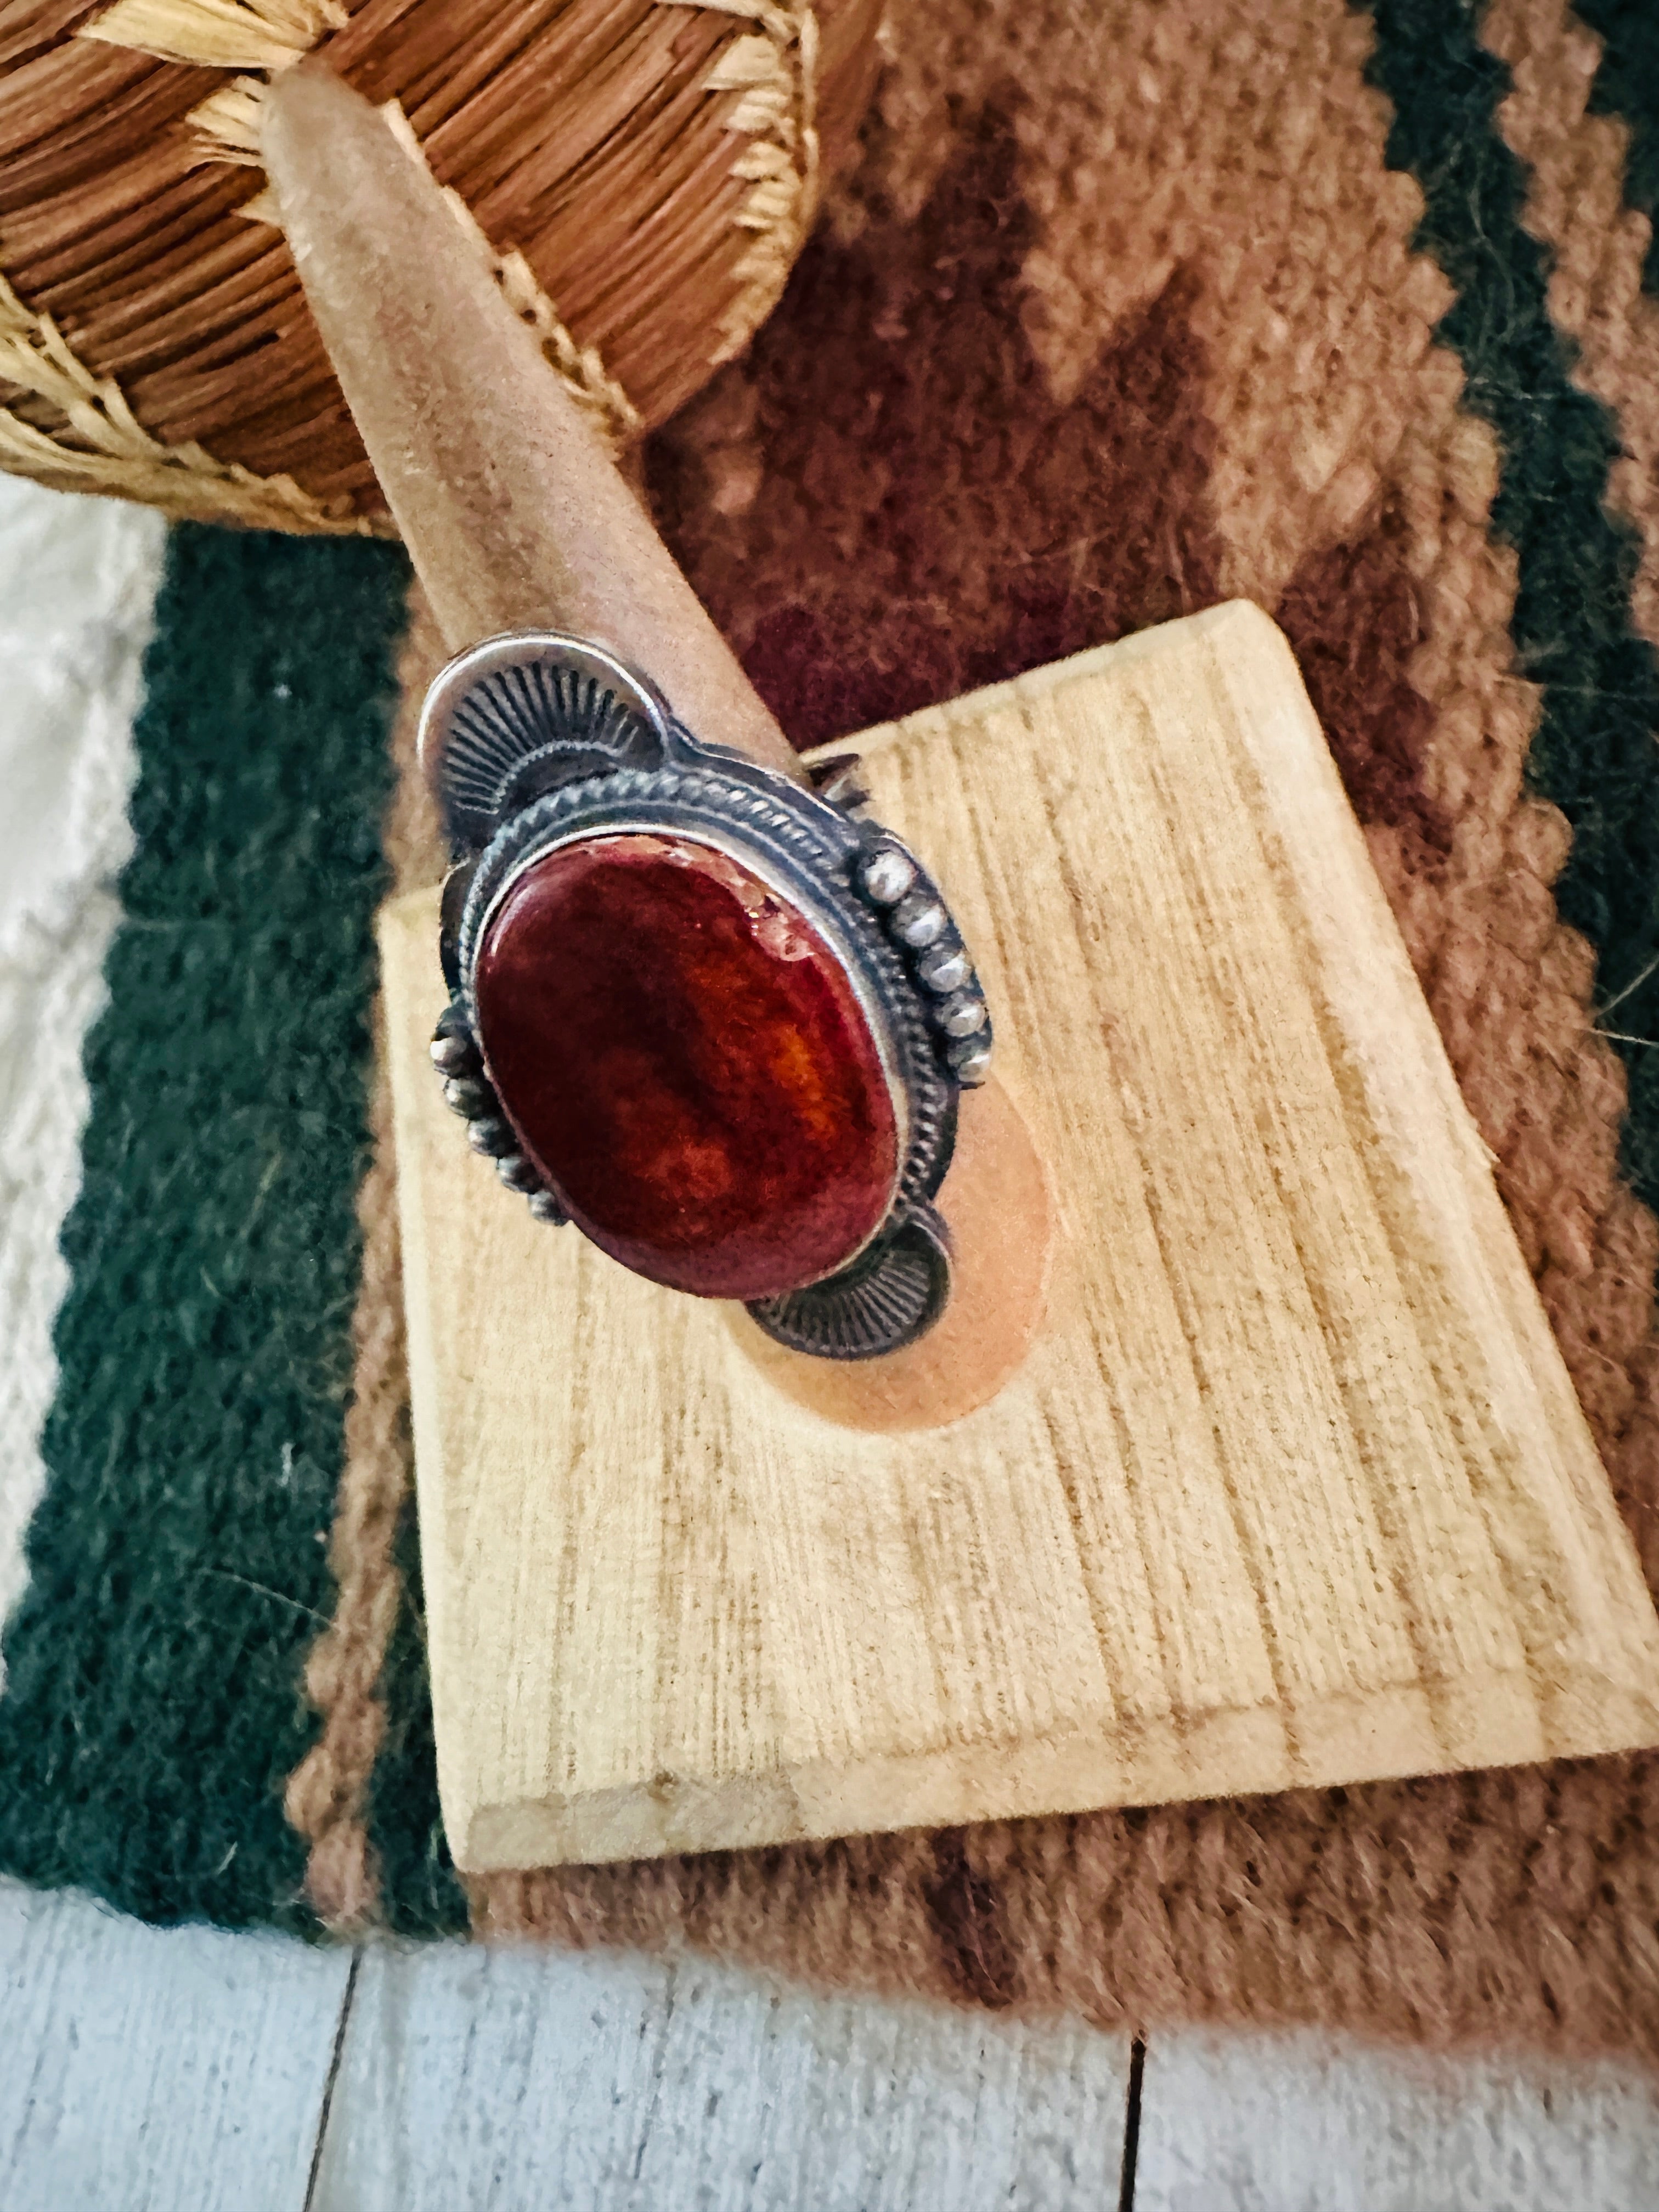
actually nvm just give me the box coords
[7,0,1659,2061]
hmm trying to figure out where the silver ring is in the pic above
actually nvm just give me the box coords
[419,631,992,1360]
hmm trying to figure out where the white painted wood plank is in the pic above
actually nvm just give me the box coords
[1135,2025,1659,2212]
[0,1879,352,2212]
[311,1941,1132,2210]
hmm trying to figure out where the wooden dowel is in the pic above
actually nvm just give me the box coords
[262,63,800,781]
[264,63,1050,1419]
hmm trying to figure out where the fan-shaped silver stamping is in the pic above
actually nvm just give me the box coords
[746,1209,951,1359]
[419,633,672,849]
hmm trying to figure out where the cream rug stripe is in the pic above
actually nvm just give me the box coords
[0,481,167,1675]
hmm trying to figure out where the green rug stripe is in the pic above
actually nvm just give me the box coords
[1364,0,1659,1212]
[0,525,410,1931]
[1576,0,1659,297]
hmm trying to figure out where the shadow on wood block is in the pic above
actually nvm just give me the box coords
[379,601,1659,1873]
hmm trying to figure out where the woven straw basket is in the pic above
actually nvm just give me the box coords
[0,0,882,534]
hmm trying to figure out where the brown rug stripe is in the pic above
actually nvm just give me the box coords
[968,0,1529,992]
[289,588,448,1931]
[1485,0,1659,657]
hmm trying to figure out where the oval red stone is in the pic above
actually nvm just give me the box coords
[473,833,901,1299]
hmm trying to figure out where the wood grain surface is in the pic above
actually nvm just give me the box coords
[310,1940,1132,2212]
[0,1880,351,2212]
[380,601,1659,1873]
[1134,2027,1659,2212]
[11,1879,1659,2212]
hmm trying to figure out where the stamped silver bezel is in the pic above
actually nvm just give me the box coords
[457,760,959,1262]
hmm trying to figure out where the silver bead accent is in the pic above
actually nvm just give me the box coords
[528,1190,569,1226]
[951,1040,994,1086]
[918,945,972,994]
[467,1116,514,1157]
[430,1031,476,1076]
[861,847,917,905]
[444,1075,492,1118]
[893,894,947,949]
[939,994,987,1039]
[496,1153,541,1193]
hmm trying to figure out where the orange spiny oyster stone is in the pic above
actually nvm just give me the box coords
[473,834,901,1299]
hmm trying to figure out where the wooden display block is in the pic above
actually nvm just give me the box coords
[380,602,1659,1874]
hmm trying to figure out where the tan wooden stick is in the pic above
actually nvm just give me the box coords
[261,63,799,779]
[263,61,1049,1418]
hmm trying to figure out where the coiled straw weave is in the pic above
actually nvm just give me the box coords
[0,0,880,531]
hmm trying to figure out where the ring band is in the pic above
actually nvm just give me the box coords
[417,631,992,1361]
